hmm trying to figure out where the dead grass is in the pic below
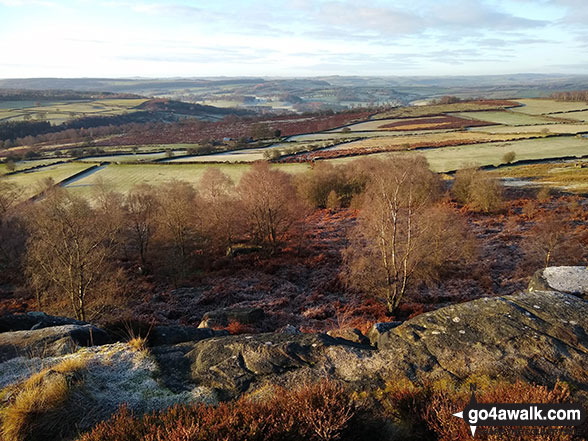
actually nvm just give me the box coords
[0,357,87,441]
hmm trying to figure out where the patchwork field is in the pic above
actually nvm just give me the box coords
[0,98,149,123]
[0,158,67,175]
[321,131,542,153]
[4,98,588,201]
[372,100,518,119]
[2,162,94,200]
[332,115,490,132]
[469,123,588,134]
[78,151,187,163]
[556,110,588,122]
[452,110,561,126]
[512,99,588,115]
[329,136,588,172]
[62,162,310,197]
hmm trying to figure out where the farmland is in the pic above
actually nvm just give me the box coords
[78,151,188,163]
[329,135,588,172]
[0,98,149,124]
[62,162,310,197]
[512,98,588,115]
[2,97,588,200]
[372,99,519,119]
[452,110,561,126]
[0,157,66,175]
[488,160,588,193]
[469,123,588,134]
[1,162,94,200]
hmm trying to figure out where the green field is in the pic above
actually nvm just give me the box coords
[452,110,560,126]
[556,110,588,122]
[513,99,588,115]
[373,101,516,119]
[1,162,94,200]
[330,118,404,131]
[78,151,187,163]
[62,162,311,197]
[469,123,588,134]
[330,136,588,172]
[0,158,68,175]
[289,130,454,141]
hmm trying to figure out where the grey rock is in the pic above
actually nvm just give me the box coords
[158,291,588,398]
[0,312,85,333]
[185,332,357,396]
[529,266,588,297]
[367,322,402,347]
[327,328,370,346]
[0,324,110,362]
[372,290,588,387]
[280,324,301,334]
[149,325,228,346]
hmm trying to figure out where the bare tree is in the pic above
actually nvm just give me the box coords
[199,168,243,255]
[343,156,475,314]
[25,190,124,321]
[238,162,307,252]
[124,184,160,268]
[154,180,204,281]
[0,182,25,282]
[523,212,585,269]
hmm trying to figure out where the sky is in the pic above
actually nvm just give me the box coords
[1,0,588,78]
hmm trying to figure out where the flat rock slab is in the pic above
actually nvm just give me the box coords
[184,332,369,397]
[0,324,110,362]
[161,291,588,397]
[360,290,588,387]
[529,266,588,297]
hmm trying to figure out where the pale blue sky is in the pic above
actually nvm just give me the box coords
[1,0,587,77]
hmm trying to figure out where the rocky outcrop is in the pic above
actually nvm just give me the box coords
[0,324,110,362]
[149,325,228,346]
[327,328,370,345]
[0,311,85,333]
[2,282,588,424]
[151,290,588,398]
[366,290,588,387]
[184,332,369,397]
[366,321,402,346]
[528,266,588,297]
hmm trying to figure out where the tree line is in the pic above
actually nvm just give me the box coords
[1,155,583,323]
[551,91,588,102]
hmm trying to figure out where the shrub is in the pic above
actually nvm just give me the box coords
[379,378,579,441]
[502,151,516,164]
[296,161,364,209]
[326,190,340,210]
[79,380,358,441]
[452,166,503,213]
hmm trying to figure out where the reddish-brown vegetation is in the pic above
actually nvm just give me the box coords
[380,115,493,131]
[381,379,581,441]
[78,378,584,441]
[93,111,372,148]
[1,163,586,332]
[79,381,359,441]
